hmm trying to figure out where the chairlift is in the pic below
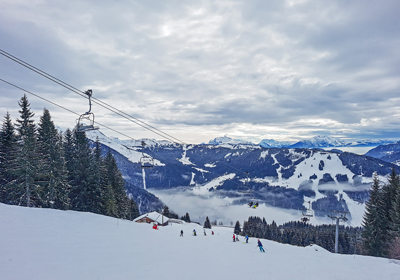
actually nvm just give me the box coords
[140,141,154,169]
[76,89,99,132]
[301,201,314,222]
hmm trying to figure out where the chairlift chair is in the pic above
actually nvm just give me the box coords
[301,201,314,222]
[140,141,154,169]
[140,155,154,169]
[76,89,99,132]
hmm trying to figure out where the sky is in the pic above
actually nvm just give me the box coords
[1,0,400,144]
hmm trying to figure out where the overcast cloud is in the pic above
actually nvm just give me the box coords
[1,0,399,144]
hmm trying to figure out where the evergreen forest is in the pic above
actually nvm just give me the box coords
[240,169,400,259]
[0,95,139,220]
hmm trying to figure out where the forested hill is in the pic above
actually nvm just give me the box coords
[86,129,400,222]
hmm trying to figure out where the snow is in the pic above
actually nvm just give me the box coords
[178,145,194,165]
[192,173,236,195]
[1,203,400,280]
[86,130,165,166]
[193,167,210,173]
[204,163,216,168]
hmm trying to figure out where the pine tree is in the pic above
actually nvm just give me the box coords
[234,220,241,235]
[181,212,191,223]
[0,112,18,203]
[382,167,399,230]
[362,172,389,257]
[91,138,105,214]
[68,129,95,212]
[203,216,212,229]
[37,108,70,209]
[103,149,130,218]
[389,168,400,235]
[9,95,41,207]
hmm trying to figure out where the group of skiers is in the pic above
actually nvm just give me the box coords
[233,234,265,252]
[180,229,265,253]
[181,229,215,237]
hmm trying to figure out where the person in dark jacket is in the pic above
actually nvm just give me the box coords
[257,239,265,252]
[180,230,183,237]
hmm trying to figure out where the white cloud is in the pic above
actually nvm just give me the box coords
[1,0,400,144]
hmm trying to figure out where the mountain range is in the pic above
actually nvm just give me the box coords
[86,130,400,225]
[207,135,395,149]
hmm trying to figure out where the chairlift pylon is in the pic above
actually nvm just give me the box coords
[140,141,154,169]
[76,89,99,132]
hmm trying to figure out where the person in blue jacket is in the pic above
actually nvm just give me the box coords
[257,239,265,252]
[245,235,249,243]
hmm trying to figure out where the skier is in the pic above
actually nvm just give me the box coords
[245,235,249,243]
[212,231,214,235]
[248,201,253,207]
[257,239,265,252]
[193,229,197,236]
[180,230,183,237]
[233,234,236,242]
[236,235,240,242]
[204,229,207,236]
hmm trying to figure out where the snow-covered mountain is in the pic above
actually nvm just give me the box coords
[2,203,399,280]
[259,139,296,148]
[85,130,400,226]
[289,136,346,148]
[207,135,254,146]
[208,135,396,149]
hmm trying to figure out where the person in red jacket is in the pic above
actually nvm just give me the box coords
[233,234,236,242]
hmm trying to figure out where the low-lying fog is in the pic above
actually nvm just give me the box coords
[148,188,336,227]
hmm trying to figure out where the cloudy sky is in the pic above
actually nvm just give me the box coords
[1,0,399,144]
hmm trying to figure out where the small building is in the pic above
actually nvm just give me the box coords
[133,211,169,226]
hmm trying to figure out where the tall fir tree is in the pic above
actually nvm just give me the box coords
[234,220,241,235]
[104,149,130,218]
[203,216,212,229]
[68,129,95,212]
[37,108,71,209]
[0,112,18,203]
[91,138,105,214]
[362,172,389,257]
[388,168,400,235]
[10,95,41,206]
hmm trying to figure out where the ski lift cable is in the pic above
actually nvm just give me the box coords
[0,79,140,141]
[0,49,184,145]
[0,50,250,177]
[2,80,254,196]
[1,78,250,189]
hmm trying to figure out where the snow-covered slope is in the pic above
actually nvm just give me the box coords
[86,130,166,166]
[1,203,399,280]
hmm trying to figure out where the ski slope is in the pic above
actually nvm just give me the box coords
[1,203,399,280]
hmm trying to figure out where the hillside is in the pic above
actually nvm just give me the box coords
[1,203,399,280]
[365,141,400,166]
[85,130,399,226]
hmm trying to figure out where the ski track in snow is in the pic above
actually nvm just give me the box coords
[1,203,399,280]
